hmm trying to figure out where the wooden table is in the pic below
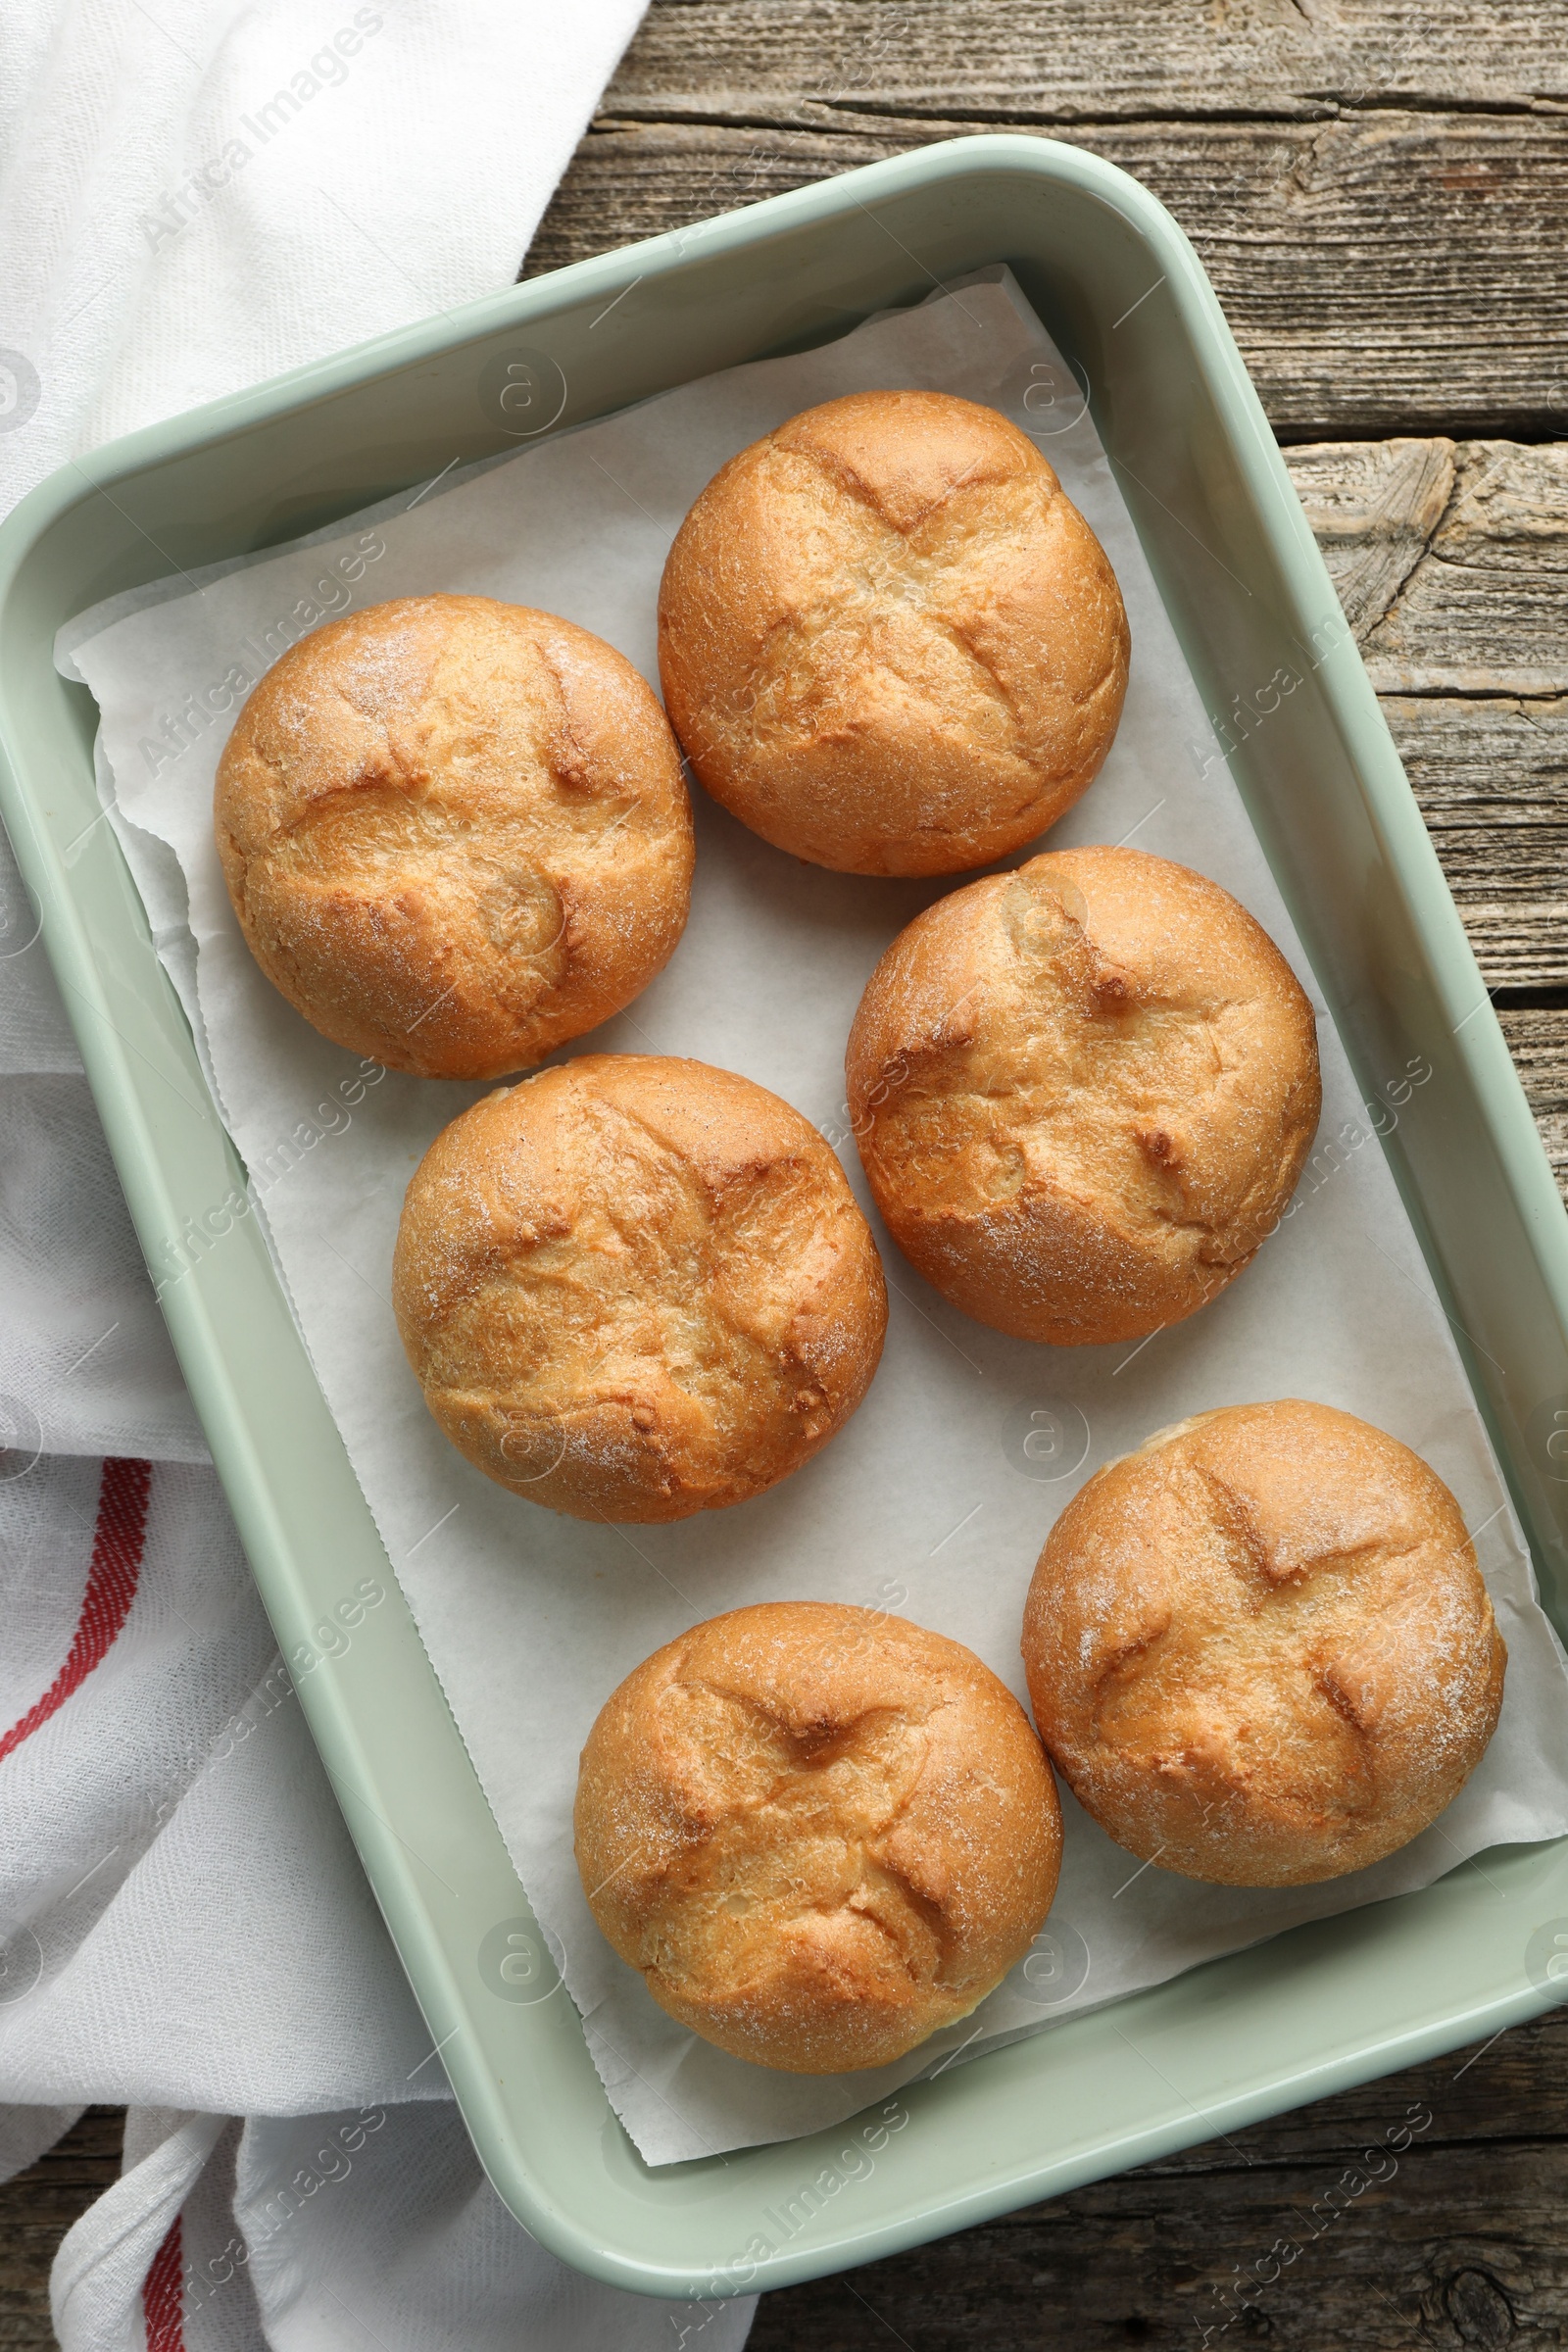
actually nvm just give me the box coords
[6,5,1568,2343]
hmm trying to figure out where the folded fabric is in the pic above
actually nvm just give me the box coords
[55,2107,755,2350]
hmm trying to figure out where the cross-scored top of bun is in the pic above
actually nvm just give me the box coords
[576,1601,1062,2072]
[659,391,1129,876]
[216,595,693,1078]
[846,846,1322,1345]
[393,1056,888,1523]
[1022,1400,1506,1885]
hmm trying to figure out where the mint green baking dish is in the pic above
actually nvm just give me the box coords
[3,135,1567,2301]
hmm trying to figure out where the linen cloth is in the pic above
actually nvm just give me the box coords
[0,2,756,2342]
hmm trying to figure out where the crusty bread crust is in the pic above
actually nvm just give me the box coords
[658,390,1129,876]
[216,595,693,1079]
[575,1601,1062,2072]
[392,1054,888,1523]
[846,846,1322,1346]
[1021,1401,1507,1886]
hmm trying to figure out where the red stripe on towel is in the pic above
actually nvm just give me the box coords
[0,1457,151,1762]
[143,2214,185,2352]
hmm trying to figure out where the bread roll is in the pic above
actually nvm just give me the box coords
[216,595,693,1079]
[1021,1401,1506,1886]
[658,390,1129,876]
[846,846,1321,1346]
[392,1054,887,1523]
[575,1601,1062,2072]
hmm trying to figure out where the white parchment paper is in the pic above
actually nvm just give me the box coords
[61,273,1568,2164]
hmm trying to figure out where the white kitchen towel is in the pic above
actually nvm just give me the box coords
[50,2105,756,2351]
[0,1454,755,2350]
[0,0,645,514]
[0,1456,440,2118]
[0,3,758,2343]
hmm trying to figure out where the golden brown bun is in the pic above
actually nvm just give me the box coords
[846,846,1322,1347]
[576,1602,1062,2072]
[1021,1401,1507,1886]
[392,1055,887,1523]
[215,595,693,1079]
[658,391,1129,877]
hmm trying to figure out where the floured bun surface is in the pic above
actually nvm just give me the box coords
[658,390,1129,876]
[846,845,1322,1347]
[1022,1401,1506,1886]
[392,1055,887,1523]
[575,1601,1062,2072]
[216,595,694,1079]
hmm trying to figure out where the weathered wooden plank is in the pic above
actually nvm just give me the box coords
[1499,1008,1568,1184]
[1381,694,1568,990]
[755,2146,1568,2347]
[1284,436,1455,640]
[0,2108,120,2350]
[1364,444,1568,694]
[1283,436,1568,695]
[1277,439,1568,990]
[528,115,1568,439]
[752,2012,1568,2350]
[608,0,1568,127]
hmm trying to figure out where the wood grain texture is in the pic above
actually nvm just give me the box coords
[1288,437,1568,694]
[529,113,1568,438]
[1285,436,1456,641]
[1500,1008,1568,1183]
[1385,694,1568,990]
[1279,438,1568,992]
[599,0,1568,125]
[751,2012,1568,2350]
[1362,446,1568,694]
[530,0,1568,437]
[0,2110,120,2348]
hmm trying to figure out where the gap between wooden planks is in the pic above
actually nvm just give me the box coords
[531,0,1568,440]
